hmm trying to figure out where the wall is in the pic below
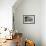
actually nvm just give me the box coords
[0,0,16,30]
[41,0,46,46]
[13,0,41,46]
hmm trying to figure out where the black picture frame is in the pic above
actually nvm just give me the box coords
[23,15,35,24]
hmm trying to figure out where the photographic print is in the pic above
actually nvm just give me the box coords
[23,15,35,24]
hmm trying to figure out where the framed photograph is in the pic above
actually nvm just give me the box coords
[23,15,35,24]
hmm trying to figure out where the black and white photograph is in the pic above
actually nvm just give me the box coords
[23,15,35,24]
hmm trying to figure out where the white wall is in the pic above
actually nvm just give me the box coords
[41,0,46,46]
[13,0,46,46]
[0,0,16,29]
[13,0,41,46]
